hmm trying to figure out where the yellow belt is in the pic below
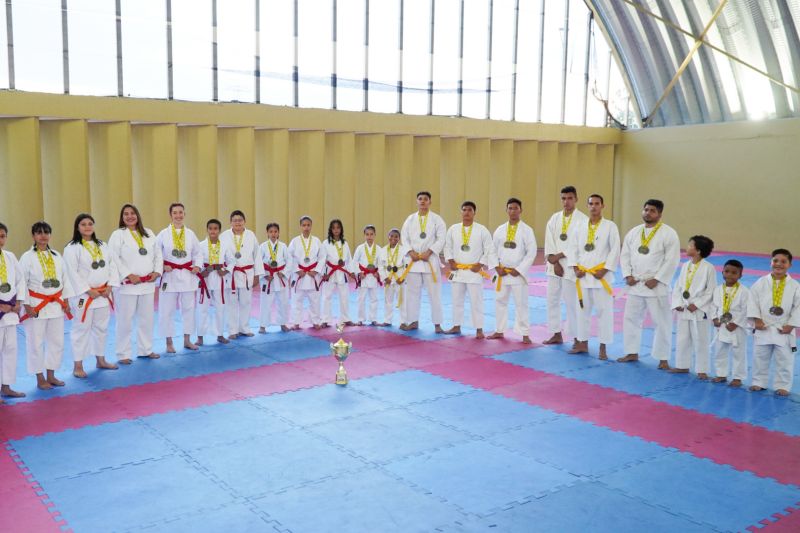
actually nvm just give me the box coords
[398,259,438,283]
[384,270,405,307]
[494,266,516,292]
[575,262,613,308]
[453,263,491,280]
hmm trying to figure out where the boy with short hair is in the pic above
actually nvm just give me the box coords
[197,219,234,345]
[710,259,750,387]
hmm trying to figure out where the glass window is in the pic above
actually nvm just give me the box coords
[401,0,431,115]
[563,0,589,126]
[217,0,255,103]
[68,0,117,96]
[514,0,543,122]
[298,0,332,109]
[336,0,366,111]
[172,0,213,102]
[367,0,399,113]
[14,0,63,93]
[489,0,515,121]
[431,0,459,116]
[121,0,167,98]
[260,0,294,106]
[0,4,8,89]
[462,0,489,118]
[540,0,566,124]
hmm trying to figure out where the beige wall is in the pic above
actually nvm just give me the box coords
[0,91,618,253]
[614,117,800,254]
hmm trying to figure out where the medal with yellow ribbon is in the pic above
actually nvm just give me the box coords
[418,213,429,239]
[504,223,518,249]
[365,243,377,270]
[770,276,786,316]
[334,241,345,267]
[584,219,601,252]
[130,229,148,256]
[82,240,106,270]
[37,249,60,289]
[720,282,739,323]
[387,244,400,274]
[0,252,10,293]
[233,232,244,259]
[171,225,187,259]
[682,261,700,300]
[300,235,312,264]
[208,240,221,264]
[638,221,663,255]
[267,241,279,268]
[559,211,573,241]
[460,224,473,252]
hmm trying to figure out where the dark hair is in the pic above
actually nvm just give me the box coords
[0,222,7,234]
[506,197,522,208]
[266,222,280,232]
[461,201,477,211]
[416,191,432,200]
[70,213,101,245]
[32,221,52,235]
[723,259,744,272]
[230,210,246,221]
[588,193,604,204]
[772,248,793,263]
[168,202,185,215]
[299,215,313,224]
[206,218,222,230]
[118,204,150,237]
[560,186,577,196]
[363,224,376,234]
[387,228,401,237]
[327,219,345,243]
[689,235,714,258]
[644,199,664,213]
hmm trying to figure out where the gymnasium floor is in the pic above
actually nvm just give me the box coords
[2,252,799,532]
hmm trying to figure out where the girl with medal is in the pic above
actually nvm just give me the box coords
[63,214,120,378]
[0,223,27,402]
[287,216,324,329]
[197,219,234,346]
[258,222,292,334]
[108,204,163,363]
[379,228,409,327]
[352,225,382,326]
[748,248,800,396]
[220,210,263,338]
[19,222,76,390]
[710,260,750,387]
[320,219,355,328]
[157,203,203,353]
[670,235,717,379]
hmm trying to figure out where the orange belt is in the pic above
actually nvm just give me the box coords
[81,284,114,323]
[20,289,73,322]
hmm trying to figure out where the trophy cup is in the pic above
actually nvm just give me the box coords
[331,323,352,386]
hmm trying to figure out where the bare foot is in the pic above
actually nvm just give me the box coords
[217,336,230,344]
[668,368,689,374]
[399,323,409,331]
[1,386,26,398]
[229,333,240,339]
[749,385,765,392]
[240,332,254,337]
[291,325,301,331]
[475,329,485,339]
[73,367,88,379]
[598,344,610,361]
[522,336,533,344]
[37,381,52,390]
[47,376,65,387]
[542,333,563,345]
[712,377,727,383]
[146,353,161,359]
[344,321,355,327]
[370,321,378,326]
[433,324,444,334]
[118,358,133,365]
[166,340,177,354]
[697,373,708,380]
[657,360,670,370]
[184,342,199,351]
[258,327,267,334]
[444,326,461,335]
[281,325,290,332]
[487,332,504,340]
[196,336,204,346]
[312,324,322,330]
[776,389,790,396]
[729,379,742,387]
[321,322,329,328]
[617,354,639,363]
[356,321,364,326]
[379,322,391,327]
[568,341,589,354]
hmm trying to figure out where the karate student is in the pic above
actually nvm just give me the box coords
[20,222,75,389]
[320,219,354,327]
[400,191,446,333]
[567,194,620,359]
[0,223,27,401]
[618,199,681,369]
[670,235,717,378]
[197,219,233,345]
[157,203,203,352]
[488,198,537,344]
[287,216,324,329]
[747,249,800,396]
[379,228,409,327]
[63,213,120,378]
[220,210,263,338]
[710,260,750,387]
[443,201,497,339]
[259,222,292,333]
[108,204,163,363]
[543,186,588,347]
[352,225,382,326]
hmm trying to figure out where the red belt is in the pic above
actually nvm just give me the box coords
[81,284,114,323]
[123,273,155,285]
[232,264,254,291]
[163,260,193,272]
[21,289,73,322]
[294,262,319,292]
[199,263,226,305]
[357,264,383,288]
[263,263,286,294]
[321,261,350,286]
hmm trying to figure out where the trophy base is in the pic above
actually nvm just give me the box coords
[335,370,348,386]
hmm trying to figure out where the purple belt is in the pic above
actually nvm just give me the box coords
[0,296,17,321]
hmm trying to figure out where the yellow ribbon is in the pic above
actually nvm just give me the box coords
[640,221,663,250]
[82,240,104,262]
[575,262,613,309]
[36,249,57,281]
[453,263,491,280]
[772,276,787,309]
[722,282,740,315]
[494,266,516,292]
[208,240,221,264]
[0,251,7,284]
[171,224,186,252]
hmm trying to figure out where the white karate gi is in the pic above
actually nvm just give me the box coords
[157,225,203,338]
[492,221,537,336]
[287,235,325,327]
[400,211,446,326]
[0,249,26,385]
[671,259,717,373]
[197,238,235,338]
[444,222,497,330]
[543,209,588,337]
[108,227,163,360]
[380,243,410,325]
[19,248,76,374]
[220,229,264,335]
[320,239,353,325]
[567,218,620,345]
[710,283,750,381]
[747,274,800,392]
[352,242,382,323]
[63,241,120,362]
[259,239,292,328]
[620,222,681,360]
